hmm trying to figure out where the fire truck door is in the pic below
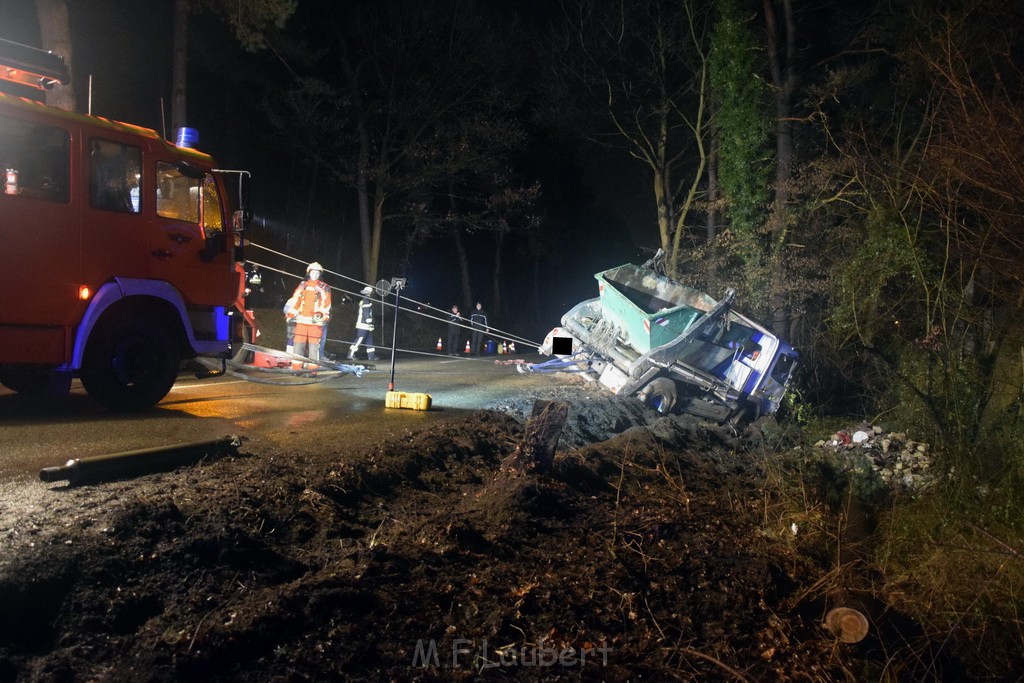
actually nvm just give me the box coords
[79,137,149,291]
[151,163,235,305]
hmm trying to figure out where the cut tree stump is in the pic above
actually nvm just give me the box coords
[822,490,873,644]
[501,400,569,474]
[825,607,870,643]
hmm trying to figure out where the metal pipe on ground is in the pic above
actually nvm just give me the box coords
[39,435,243,486]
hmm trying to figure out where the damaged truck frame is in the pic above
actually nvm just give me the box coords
[524,253,799,426]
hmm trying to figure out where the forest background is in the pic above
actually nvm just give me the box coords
[3,0,1024,675]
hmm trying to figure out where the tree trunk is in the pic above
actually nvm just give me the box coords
[706,129,718,291]
[450,226,473,312]
[369,185,385,285]
[171,0,189,132]
[764,0,795,332]
[501,400,569,474]
[356,122,373,281]
[492,228,505,324]
[302,163,317,233]
[653,108,673,272]
[35,0,75,111]
[446,178,473,310]
[532,252,541,328]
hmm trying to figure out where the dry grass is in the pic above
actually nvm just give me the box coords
[749,418,1024,679]
[875,486,1024,680]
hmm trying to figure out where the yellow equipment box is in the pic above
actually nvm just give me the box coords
[385,391,432,411]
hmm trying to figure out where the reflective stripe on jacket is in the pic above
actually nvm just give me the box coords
[285,280,332,325]
[355,298,374,331]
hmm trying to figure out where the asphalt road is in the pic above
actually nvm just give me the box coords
[0,353,559,484]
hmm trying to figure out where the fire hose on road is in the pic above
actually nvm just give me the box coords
[196,343,368,386]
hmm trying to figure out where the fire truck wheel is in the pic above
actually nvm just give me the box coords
[0,367,50,395]
[640,377,677,416]
[80,314,180,411]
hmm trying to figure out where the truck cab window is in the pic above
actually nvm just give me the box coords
[89,139,141,213]
[0,115,70,203]
[201,174,223,235]
[156,161,200,222]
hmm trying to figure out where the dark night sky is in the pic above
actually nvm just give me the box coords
[0,0,654,340]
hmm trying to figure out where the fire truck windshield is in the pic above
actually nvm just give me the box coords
[156,162,224,236]
[157,162,200,222]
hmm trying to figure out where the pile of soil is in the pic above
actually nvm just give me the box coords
[1,387,868,681]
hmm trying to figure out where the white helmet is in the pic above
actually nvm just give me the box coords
[306,261,323,273]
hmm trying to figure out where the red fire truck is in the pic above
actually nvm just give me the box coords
[0,39,251,410]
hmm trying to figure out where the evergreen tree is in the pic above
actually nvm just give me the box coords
[709,0,770,298]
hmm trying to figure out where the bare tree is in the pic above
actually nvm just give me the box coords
[271,1,535,285]
[810,3,1024,457]
[34,0,75,111]
[763,0,797,330]
[171,0,296,131]
[546,0,712,276]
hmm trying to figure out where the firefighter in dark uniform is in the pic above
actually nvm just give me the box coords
[447,304,462,356]
[470,302,488,355]
[348,286,378,360]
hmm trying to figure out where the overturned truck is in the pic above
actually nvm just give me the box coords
[523,257,798,425]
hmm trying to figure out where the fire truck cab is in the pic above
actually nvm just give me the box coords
[0,40,249,410]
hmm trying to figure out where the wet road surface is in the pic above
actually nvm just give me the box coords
[0,354,557,484]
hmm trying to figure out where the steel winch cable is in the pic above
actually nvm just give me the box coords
[245,241,542,351]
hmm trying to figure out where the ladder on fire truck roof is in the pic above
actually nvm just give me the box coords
[0,37,70,90]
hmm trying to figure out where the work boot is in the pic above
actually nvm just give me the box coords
[368,354,378,361]
[347,352,357,360]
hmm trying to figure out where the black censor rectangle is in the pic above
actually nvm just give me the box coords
[551,336,573,355]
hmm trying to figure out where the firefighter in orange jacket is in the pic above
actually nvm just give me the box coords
[284,262,332,365]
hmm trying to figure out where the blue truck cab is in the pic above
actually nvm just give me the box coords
[529,256,799,425]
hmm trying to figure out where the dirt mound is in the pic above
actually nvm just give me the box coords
[1,404,854,681]
[487,378,748,450]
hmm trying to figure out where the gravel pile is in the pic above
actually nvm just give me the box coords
[813,424,939,495]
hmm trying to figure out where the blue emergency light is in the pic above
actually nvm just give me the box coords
[175,127,200,149]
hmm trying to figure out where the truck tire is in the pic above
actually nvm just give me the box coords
[80,314,179,411]
[727,400,761,428]
[0,367,50,395]
[639,377,677,415]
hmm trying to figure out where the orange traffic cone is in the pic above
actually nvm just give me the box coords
[436,337,443,351]
[464,340,471,354]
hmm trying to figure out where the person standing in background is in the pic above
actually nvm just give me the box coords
[470,302,488,355]
[447,304,462,356]
[348,286,378,361]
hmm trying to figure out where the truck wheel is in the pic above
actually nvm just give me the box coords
[639,377,677,415]
[80,315,179,411]
[727,400,761,428]
[0,367,50,395]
